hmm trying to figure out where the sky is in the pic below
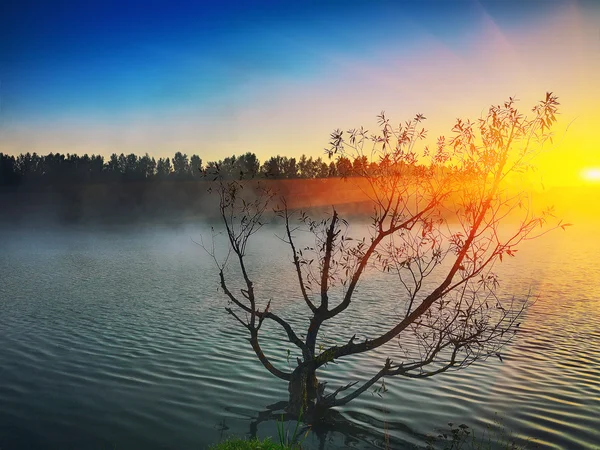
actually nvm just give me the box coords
[1,0,599,186]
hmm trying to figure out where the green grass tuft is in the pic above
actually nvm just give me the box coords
[209,437,294,450]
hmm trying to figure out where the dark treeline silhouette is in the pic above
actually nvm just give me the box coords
[0,150,374,225]
[0,151,371,188]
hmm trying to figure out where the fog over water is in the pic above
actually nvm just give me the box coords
[1,210,599,449]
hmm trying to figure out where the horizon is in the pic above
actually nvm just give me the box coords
[1,0,599,187]
[1,4,600,446]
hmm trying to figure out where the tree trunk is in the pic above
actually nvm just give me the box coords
[287,365,319,418]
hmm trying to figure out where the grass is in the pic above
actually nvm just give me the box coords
[211,415,535,450]
[209,437,293,450]
[424,418,535,450]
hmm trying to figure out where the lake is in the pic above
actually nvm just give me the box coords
[0,218,599,449]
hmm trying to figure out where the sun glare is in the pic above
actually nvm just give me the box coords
[582,167,600,183]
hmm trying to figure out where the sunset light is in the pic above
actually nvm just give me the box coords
[582,167,600,183]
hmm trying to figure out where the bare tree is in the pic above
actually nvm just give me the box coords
[205,94,563,419]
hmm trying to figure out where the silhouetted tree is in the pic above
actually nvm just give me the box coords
[172,152,190,179]
[259,155,298,179]
[209,93,563,419]
[156,157,172,179]
[261,156,284,178]
[138,153,156,179]
[90,154,105,181]
[315,158,329,178]
[0,153,19,186]
[116,153,127,175]
[123,153,140,181]
[221,155,240,178]
[298,154,315,178]
[335,156,352,177]
[282,157,298,179]
[106,153,120,179]
[352,155,368,175]
[328,161,337,177]
[237,152,260,179]
[190,155,203,176]
[298,155,329,179]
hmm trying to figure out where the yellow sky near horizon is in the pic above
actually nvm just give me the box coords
[1,2,598,188]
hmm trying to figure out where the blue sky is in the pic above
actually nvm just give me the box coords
[1,0,598,185]
[0,0,491,119]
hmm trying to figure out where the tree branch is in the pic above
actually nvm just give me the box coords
[320,209,339,310]
[325,359,393,407]
[282,201,317,313]
[249,330,292,381]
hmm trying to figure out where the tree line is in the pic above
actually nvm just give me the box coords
[0,150,371,187]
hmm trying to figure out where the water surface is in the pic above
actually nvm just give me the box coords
[0,221,599,449]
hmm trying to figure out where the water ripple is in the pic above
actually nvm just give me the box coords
[0,224,599,449]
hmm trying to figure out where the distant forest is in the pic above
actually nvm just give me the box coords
[0,151,368,187]
[0,151,372,224]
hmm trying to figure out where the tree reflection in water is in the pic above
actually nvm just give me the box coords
[242,401,423,449]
